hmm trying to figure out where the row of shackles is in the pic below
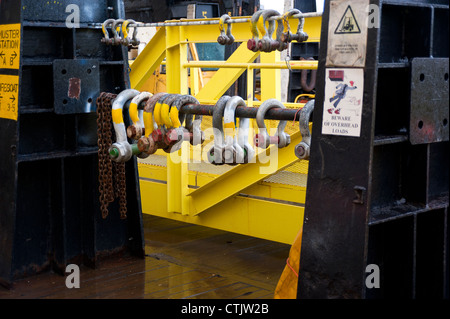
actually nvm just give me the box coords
[108,90,204,163]
[101,19,140,46]
[99,9,308,51]
[217,9,309,52]
[207,96,295,166]
[247,9,308,52]
[107,91,314,165]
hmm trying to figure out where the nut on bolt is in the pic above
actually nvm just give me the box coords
[295,141,309,160]
[165,128,193,146]
[254,133,264,148]
[127,125,137,139]
[217,35,228,45]
[247,38,258,51]
[137,136,157,155]
[254,133,279,148]
[164,129,179,145]
[151,129,164,143]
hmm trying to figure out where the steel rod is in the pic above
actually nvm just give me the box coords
[179,103,305,121]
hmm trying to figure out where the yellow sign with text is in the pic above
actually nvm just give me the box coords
[0,74,19,121]
[0,23,21,70]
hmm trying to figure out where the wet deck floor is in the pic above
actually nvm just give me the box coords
[0,214,291,299]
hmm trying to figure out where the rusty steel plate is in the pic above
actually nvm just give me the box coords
[410,57,449,144]
[53,59,100,114]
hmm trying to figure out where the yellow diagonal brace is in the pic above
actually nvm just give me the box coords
[194,42,259,101]
[188,130,305,215]
[130,27,167,90]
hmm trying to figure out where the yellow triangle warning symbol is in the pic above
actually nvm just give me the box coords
[334,5,361,34]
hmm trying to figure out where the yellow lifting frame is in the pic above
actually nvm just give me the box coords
[130,14,321,244]
[130,15,321,91]
[188,131,305,215]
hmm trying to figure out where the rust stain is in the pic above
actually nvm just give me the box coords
[68,78,81,100]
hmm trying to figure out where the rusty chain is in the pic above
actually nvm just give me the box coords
[96,92,127,219]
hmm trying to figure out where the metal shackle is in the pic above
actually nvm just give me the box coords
[149,93,170,150]
[112,19,125,46]
[163,95,197,153]
[170,95,198,128]
[138,92,166,155]
[217,14,234,45]
[247,10,265,52]
[280,9,300,44]
[128,91,152,160]
[290,10,308,43]
[160,94,181,128]
[227,96,255,164]
[237,114,255,163]
[186,114,204,146]
[254,98,291,149]
[143,92,166,138]
[257,9,280,52]
[101,19,115,45]
[300,57,317,93]
[122,19,140,46]
[109,89,140,162]
[128,91,152,140]
[208,95,231,165]
[171,95,204,146]
[295,99,314,160]
[275,16,287,51]
[223,96,245,165]
[152,94,169,128]
[155,94,182,152]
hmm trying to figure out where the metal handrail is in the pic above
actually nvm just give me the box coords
[183,61,318,70]
[92,12,322,29]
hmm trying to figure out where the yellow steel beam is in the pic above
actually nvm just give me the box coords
[165,25,189,214]
[139,179,304,244]
[170,16,322,44]
[188,130,305,215]
[188,43,204,95]
[129,15,322,91]
[130,27,166,90]
[194,42,260,101]
[138,162,307,205]
[260,50,281,101]
[247,65,254,106]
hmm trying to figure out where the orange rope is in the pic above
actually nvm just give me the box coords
[292,107,302,126]
[286,257,298,277]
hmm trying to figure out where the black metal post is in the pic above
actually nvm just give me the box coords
[297,0,449,299]
[0,0,145,288]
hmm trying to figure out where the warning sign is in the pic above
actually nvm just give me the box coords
[322,68,364,137]
[0,23,21,70]
[0,74,19,121]
[326,0,368,67]
[334,6,361,34]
